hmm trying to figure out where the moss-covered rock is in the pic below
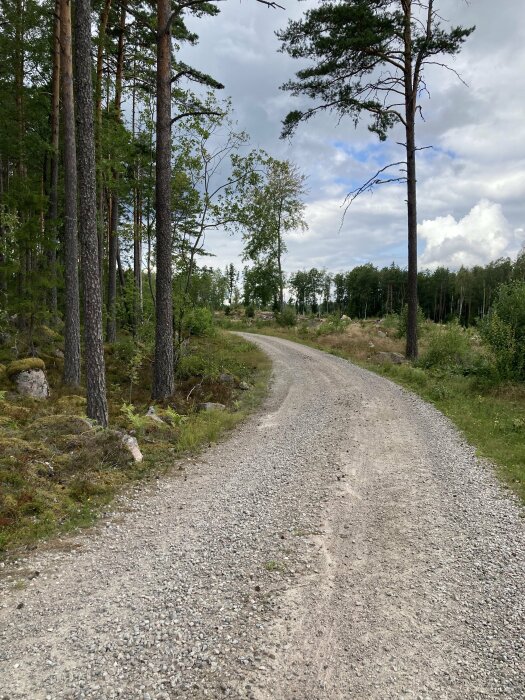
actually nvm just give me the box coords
[26,414,93,439]
[6,357,46,378]
[0,363,6,378]
[0,402,31,421]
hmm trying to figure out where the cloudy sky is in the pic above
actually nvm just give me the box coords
[179,0,525,275]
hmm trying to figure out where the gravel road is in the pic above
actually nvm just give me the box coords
[1,334,524,700]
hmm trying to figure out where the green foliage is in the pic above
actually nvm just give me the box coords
[275,306,297,327]
[183,307,215,337]
[397,304,425,340]
[245,305,255,318]
[417,321,473,371]
[480,281,525,379]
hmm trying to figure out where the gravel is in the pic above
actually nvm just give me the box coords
[0,334,523,699]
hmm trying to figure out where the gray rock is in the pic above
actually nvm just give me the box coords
[14,369,50,399]
[198,402,226,412]
[219,373,235,385]
[239,381,250,391]
[146,406,165,424]
[375,351,405,364]
[120,434,143,463]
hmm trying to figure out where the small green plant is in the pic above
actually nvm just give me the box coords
[163,407,188,426]
[417,320,474,372]
[183,307,215,337]
[263,560,286,572]
[275,306,297,327]
[120,403,149,431]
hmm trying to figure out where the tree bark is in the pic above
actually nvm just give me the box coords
[403,0,418,360]
[106,2,126,343]
[74,0,109,427]
[152,0,175,399]
[46,0,61,321]
[95,0,112,286]
[60,0,81,386]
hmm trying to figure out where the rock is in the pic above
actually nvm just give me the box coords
[198,402,226,412]
[120,434,143,463]
[53,348,64,359]
[238,381,250,391]
[377,330,386,337]
[341,315,350,320]
[375,351,405,364]
[146,406,165,424]
[219,373,235,385]
[13,369,50,399]
[6,358,49,399]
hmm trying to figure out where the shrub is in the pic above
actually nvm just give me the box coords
[275,306,297,327]
[417,321,473,371]
[245,305,255,318]
[480,281,525,379]
[183,307,215,337]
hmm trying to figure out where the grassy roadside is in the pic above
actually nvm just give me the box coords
[224,317,524,506]
[0,331,271,555]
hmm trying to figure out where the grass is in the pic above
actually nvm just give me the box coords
[0,330,271,556]
[221,312,525,505]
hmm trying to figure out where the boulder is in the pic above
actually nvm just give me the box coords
[375,351,405,365]
[145,405,165,424]
[198,402,226,412]
[120,434,143,463]
[238,381,250,391]
[7,358,49,400]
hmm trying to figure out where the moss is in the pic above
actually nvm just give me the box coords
[55,395,87,412]
[25,414,93,440]
[6,358,46,378]
[0,403,31,421]
[0,436,52,459]
[0,363,6,378]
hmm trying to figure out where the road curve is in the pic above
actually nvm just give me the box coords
[0,334,524,699]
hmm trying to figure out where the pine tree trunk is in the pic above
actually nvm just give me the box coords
[404,2,418,360]
[152,0,174,400]
[46,0,61,321]
[106,194,118,342]
[106,3,126,344]
[60,0,81,386]
[95,0,112,288]
[74,0,108,427]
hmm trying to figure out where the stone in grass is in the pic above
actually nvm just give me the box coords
[219,373,235,385]
[120,434,143,463]
[238,381,250,391]
[375,351,405,365]
[145,405,165,424]
[6,358,49,399]
[198,402,226,412]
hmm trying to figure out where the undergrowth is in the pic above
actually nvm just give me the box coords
[0,331,270,555]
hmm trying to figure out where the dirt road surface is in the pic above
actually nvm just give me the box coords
[1,334,523,699]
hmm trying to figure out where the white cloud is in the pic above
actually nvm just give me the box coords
[180,0,525,275]
[419,200,522,270]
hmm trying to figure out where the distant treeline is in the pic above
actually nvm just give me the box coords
[279,254,525,324]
